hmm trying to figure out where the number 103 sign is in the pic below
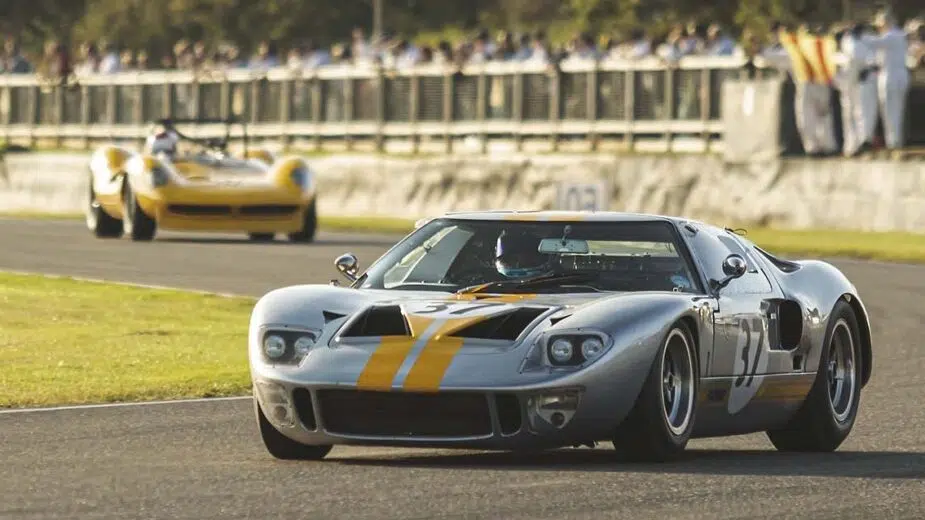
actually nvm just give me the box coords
[555,182,610,212]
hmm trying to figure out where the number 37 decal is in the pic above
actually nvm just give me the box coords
[734,317,768,388]
[727,316,770,414]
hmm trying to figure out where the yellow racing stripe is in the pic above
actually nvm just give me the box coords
[355,315,435,391]
[501,212,588,222]
[355,337,418,391]
[401,317,484,392]
[452,293,538,303]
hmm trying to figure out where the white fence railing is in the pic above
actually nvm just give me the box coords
[1,56,783,152]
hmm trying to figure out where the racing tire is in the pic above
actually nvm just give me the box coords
[254,398,332,461]
[121,182,156,241]
[86,173,123,238]
[287,200,317,243]
[766,300,862,452]
[611,321,699,462]
[248,233,275,242]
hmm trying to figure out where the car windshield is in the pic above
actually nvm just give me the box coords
[358,218,702,294]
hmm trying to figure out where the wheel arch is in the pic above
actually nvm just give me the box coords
[677,314,701,363]
[839,293,872,388]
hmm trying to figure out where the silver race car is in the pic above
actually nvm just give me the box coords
[249,211,873,462]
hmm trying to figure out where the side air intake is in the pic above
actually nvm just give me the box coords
[340,305,410,337]
[449,307,548,341]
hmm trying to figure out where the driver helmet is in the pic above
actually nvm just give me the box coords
[495,230,551,278]
[144,126,179,161]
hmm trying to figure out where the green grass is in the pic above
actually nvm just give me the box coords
[743,228,925,263]
[0,272,256,408]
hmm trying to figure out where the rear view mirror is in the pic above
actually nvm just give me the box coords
[538,238,590,255]
[710,254,748,295]
[334,253,359,282]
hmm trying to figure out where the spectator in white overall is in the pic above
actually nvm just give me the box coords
[837,24,878,156]
[866,10,910,150]
[764,26,838,155]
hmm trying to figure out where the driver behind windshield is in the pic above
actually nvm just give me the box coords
[494,230,554,279]
[144,125,179,162]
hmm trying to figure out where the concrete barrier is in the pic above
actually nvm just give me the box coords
[2,151,925,232]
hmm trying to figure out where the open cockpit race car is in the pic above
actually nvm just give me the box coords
[86,117,317,242]
[249,211,873,462]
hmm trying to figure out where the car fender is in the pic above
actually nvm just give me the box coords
[769,259,873,387]
[89,145,135,218]
[547,292,710,381]
[123,154,181,218]
[268,156,315,199]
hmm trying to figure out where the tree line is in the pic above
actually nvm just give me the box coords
[1,0,920,58]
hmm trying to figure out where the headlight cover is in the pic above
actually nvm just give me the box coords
[520,329,613,372]
[259,327,322,365]
[289,166,312,190]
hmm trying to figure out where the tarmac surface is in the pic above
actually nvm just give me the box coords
[1,218,924,520]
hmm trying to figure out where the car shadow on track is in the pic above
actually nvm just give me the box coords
[332,449,925,479]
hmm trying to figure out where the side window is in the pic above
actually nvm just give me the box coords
[684,226,772,295]
[715,234,773,294]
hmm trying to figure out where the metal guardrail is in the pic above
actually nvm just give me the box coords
[0,56,789,152]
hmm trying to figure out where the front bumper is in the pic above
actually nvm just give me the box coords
[252,376,640,450]
[137,191,312,233]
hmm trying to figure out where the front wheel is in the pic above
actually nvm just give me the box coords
[612,322,699,462]
[287,200,317,243]
[86,173,122,238]
[122,182,156,241]
[255,398,332,461]
[766,300,862,452]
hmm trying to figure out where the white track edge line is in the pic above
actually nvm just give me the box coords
[0,395,253,415]
[2,269,253,299]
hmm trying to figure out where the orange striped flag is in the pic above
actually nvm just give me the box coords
[778,30,815,83]
[798,32,837,84]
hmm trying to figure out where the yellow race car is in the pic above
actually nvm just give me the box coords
[85,117,318,242]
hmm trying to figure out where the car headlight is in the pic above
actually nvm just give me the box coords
[260,328,321,365]
[151,165,170,187]
[290,167,312,190]
[519,328,613,373]
[263,335,287,359]
[549,338,574,364]
[580,337,605,360]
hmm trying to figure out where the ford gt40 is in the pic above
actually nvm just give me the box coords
[249,211,873,462]
[86,117,317,242]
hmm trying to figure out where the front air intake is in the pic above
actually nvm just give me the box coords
[340,305,410,337]
[449,307,548,341]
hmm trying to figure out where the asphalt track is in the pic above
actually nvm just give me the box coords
[1,218,924,520]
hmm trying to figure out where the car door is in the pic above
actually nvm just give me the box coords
[683,225,783,405]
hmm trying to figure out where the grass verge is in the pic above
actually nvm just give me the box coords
[0,272,255,408]
[3,211,925,263]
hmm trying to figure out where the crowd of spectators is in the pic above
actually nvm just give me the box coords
[2,20,922,79]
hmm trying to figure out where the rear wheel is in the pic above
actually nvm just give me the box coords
[766,300,861,452]
[254,398,332,461]
[122,182,156,241]
[612,322,699,462]
[86,172,122,238]
[288,200,317,243]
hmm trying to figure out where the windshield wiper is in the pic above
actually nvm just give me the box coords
[455,272,599,295]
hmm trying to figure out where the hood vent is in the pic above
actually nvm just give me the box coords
[549,314,572,326]
[322,310,346,323]
[449,307,547,341]
[340,305,409,337]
